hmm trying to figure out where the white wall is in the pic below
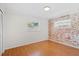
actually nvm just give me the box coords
[0,4,8,53]
[5,14,48,49]
[0,12,2,54]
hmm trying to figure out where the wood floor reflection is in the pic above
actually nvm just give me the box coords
[2,40,79,56]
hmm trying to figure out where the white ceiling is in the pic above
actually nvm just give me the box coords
[0,3,79,19]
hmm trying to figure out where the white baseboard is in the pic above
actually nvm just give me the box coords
[50,39,79,49]
[5,39,48,50]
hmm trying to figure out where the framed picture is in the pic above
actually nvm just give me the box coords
[27,21,40,32]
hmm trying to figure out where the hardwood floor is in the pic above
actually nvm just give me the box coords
[2,40,79,56]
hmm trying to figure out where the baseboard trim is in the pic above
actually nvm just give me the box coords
[5,39,48,51]
[50,39,79,49]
